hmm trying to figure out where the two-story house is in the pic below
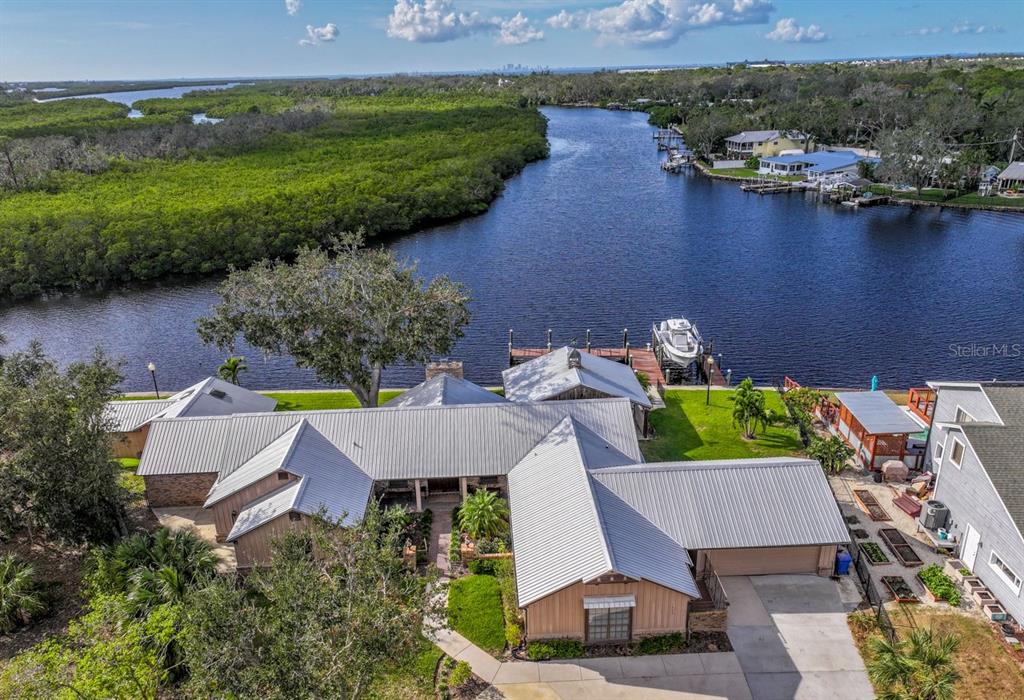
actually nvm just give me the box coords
[926,382,1024,623]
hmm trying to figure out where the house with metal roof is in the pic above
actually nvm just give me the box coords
[724,129,808,158]
[502,346,654,435]
[996,161,1024,192]
[822,391,926,470]
[383,374,505,409]
[925,382,1024,624]
[105,377,277,461]
[758,151,876,181]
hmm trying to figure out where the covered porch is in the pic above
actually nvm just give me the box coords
[378,475,507,512]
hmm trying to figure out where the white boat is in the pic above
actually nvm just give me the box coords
[652,319,703,365]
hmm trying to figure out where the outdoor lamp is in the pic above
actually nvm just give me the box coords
[148,362,160,399]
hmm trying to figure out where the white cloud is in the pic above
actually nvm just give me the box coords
[765,17,827,43]
[285,0,301,16]
[299,22,339,46]
[952,21,1003,35]
[544,0,773,47]
[903,26,942,36]
[499,12,545,45]
[387,1,542,45]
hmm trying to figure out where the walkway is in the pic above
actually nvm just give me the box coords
[426,496,459,577]
[429,627,752,699]
[152,506,236,573]
[721,575,873,700]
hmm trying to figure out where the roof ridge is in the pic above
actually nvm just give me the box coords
[591,457,815,474]
[279,418,310,473]
[563,416,615,574]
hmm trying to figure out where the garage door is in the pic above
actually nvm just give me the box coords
[708,546,825,576]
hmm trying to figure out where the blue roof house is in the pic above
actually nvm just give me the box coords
[758,151,876,181]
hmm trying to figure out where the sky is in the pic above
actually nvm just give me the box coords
[1,0,1022,82]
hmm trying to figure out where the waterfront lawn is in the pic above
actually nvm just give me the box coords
[447,574,506,656]
[850,607,1024,700]
[949,193,1024,208]
[264,390,405,411]
[642,388,803,462]
[708,167,803,181]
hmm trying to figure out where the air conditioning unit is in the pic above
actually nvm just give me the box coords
[920,500,949,530]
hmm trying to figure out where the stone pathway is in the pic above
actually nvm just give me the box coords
[428,504,454,576]
[428,626,752,699]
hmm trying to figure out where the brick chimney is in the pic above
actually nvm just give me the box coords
[425,360,464,381]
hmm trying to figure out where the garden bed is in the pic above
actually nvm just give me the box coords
[525,631,731,660]
[880,576,918,603]
[878,528,924,567]
[917,564,962,605]
[860,541,891,565]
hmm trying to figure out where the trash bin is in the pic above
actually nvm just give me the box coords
[872,471,883,484]
[836,550,853,576]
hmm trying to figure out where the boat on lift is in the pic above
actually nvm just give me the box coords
[652,318,703,365]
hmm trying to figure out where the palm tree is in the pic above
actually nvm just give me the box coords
[732,378,771,439]
[867,628,960,700]
[457,490,510,541]
[217,355,247,385]
[0,554,46,632]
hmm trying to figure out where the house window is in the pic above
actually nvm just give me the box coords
[934,440,944,461]
[586,608,631,643]
[989,550,1023,594]
[954,407,974,423]
[230,510,237,522]
[949,439,965,468]
[277,472,290,481]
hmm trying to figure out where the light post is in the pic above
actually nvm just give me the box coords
[705,355,715,406]
[148,362,160,399]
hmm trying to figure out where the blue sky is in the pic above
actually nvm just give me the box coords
[1,1,1022,81]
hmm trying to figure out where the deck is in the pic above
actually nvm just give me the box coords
[510,346,668,388]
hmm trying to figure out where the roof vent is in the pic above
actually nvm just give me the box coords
[568,348,582,369]
[209,389,227,399]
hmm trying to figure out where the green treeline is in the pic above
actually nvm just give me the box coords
[0,94,548,298]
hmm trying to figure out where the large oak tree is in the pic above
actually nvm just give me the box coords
[197,233,471,407]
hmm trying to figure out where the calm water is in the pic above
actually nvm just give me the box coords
[2,107,1023,391]
[38,82,244,106]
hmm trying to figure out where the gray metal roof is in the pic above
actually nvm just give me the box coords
[961,385,1024,537]
[106,399,176,432]
[834,391,921,434]
[590,458,850,550]
[998,161,1024,181]
[227,480,302,541]
[383,374,506,409]
[107,377,276,433]
[138,398,642,480]
[502,347,652,409]
[508,417,699,607]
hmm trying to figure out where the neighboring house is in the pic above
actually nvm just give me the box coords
[725,130,808,158]
[996,161,1024,192]
[925,382,1024,624]
[105,377,277,459]
[978,164,1002,195]
[383,373,506,408]
[502,346,653,435]
[758,151,876,181]
[820,392,925,470]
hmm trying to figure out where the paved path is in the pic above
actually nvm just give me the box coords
[427,503,454,576]
[722,575,874,700]
[429,626,752,699]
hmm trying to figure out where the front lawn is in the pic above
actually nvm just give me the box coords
[263,390,405,411]
[850,607,1024,700]
[642,388,803,462]
[447,574,505,656]
[368,636,443,700]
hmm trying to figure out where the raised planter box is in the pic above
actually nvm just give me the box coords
[963,577,986,595]
[881,575,919,603]
[860,542,892,566]
[878,528,924,567]
[943,559,968,583]
[985,603,1008,622]
[973,588,997,607]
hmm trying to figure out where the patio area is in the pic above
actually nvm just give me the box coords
[152,505,237,572]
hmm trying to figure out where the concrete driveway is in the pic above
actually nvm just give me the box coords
[722,575,873,700]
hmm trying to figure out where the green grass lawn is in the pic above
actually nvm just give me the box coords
[368,636,443,700]
[116,457,145,501]
[264,390,405,411]
[708,167,803,181]
[642,388,803,462]
[447,574,505,656]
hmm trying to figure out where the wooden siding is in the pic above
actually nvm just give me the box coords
[707,545,835,576]
[523,579,690,642]
[211,471,300,541]
[234,512,309,569]
[112,425,150,459]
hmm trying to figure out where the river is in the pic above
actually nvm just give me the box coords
[2,106,1022,391]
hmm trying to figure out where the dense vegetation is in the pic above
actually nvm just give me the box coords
[0,88,548,298]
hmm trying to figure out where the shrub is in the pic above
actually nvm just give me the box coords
[635,371,650,390]
[0,554,46,633]
[505,621,522,648]
[448,660,473,689]
[918,564,961,605]
[468,559,499,576]
[744,155,760,169]
[636,633,685,655]
[457,490,509,540]
[527,639,583,660]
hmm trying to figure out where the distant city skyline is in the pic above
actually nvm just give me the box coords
[2,0,1023,82]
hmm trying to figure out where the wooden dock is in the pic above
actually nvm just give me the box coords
[741,181,798,195]
[510,346,668,388]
